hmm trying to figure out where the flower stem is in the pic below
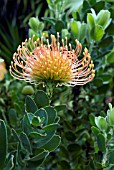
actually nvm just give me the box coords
[46,82,55,98]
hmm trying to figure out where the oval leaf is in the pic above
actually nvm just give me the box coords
[107,51,114,63]
[97,133,106,152]
[0,120,7,169]
[34,90,49,108]
[25,96,37,113]
[90,24,104,41]
[44,106,57,125]
[43,135,61,152]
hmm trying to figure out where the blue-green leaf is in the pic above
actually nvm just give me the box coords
[25,96,37,113]
[8,109,17,127]
[35,109,48,126]
[12,129,20,143]
[97,133,106,152]
[22,113,33,135]
[32,116,42,126]
[0,119,7,169]
[43,123,60,132]
[107,51,114,64]
[55,20,65,32]
[34,90,49,108]
[4,155,14,170]
[44,106,57,125]
[20,132,32,154]
[29,131,46,138]
[91,126,100,136]
[36,131,55,148]
[25,151,49,168]
[108,150,114,164]
[43,135,61,152]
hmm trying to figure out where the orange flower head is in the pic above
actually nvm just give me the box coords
[10,33,95,86]
[0,58,7,81]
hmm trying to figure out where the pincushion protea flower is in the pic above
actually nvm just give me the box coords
[10,33,95,86]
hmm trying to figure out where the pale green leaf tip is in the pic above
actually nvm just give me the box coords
[109,103,112,110]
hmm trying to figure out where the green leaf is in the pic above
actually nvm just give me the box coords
[64,0,84,14]
[25,151,49,169]
[106,23,114,35]
[32,116,42,126]
[29,17,39,32]
[89,0,96,5]
[95,116,107,131]
[79,23,87,42]
[65,131,76,141]
[34,90,49,108]
[90,24,104,41]
[89,114,96,126]
[12,129,20,143]
[98,117,107,131]
[91,126,100,136]
[99,36,113,48]
[93,1,105,13]
[97,133,106,152]
[61,29,69,39]
[96,10,111,29]
[25,96,37,113]
[41,17,55,25]
[43,135,61,152]
[35,109,48,126]
[26,151,49,161]
[71,21,81,38]
[43,123,60,132]
[67,143,81,153]
[93,78,103,87]
[103,164,114,170]
[0,120,7,169]
[100,73,112,84]
[55,104,66,112]
[87,13,95,29]
[22,113,33,135]
[109,108,114,125]
[36,131,55,148]
[44,106,57,125]
[55,20,65,32]
[108,150,114,164]
[29,131,46,138]
[8,109,17,126]
[109,103,112,110]
[29,29,39,38]
[20,132,32,154]
[17,143,25,167]
[59,160,70,169]
[105,0,114,1]
[27,113,34,124]
[107,51,114,64]
[4,155,14,170]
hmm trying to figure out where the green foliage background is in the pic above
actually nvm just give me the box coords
[0,0,114,169]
